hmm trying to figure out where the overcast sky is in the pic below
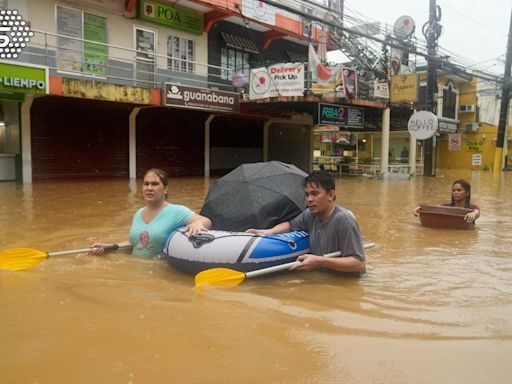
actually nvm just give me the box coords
[328,0,511,75]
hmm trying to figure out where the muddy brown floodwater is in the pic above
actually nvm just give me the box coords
[1,170,511,383]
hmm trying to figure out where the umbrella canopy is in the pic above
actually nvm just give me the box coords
[200,161,308,231]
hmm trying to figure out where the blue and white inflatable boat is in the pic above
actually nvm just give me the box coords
[163,230,310,275]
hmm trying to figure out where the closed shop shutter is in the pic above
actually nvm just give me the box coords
[268,123,310,173]
[31,96,131,180]
[136,108,208,177]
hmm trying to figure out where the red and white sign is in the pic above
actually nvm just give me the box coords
[249,63,304,99]
[448,133,462,151]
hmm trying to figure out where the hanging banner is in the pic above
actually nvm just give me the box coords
[83,13,107,76]
[308,43,342,95]
[342,67,358,99]
[56,6,83,72]
[249,63,304,99]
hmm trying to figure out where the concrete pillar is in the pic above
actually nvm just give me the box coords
[129,107,141,179]
[409,136,417,175]
[21,95,34,183]
[204,114,215,177]
[380,107,390,175]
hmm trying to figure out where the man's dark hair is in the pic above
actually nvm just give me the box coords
[304,170,335,192]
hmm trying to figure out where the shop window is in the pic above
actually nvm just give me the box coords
[167,35,195,73]
[221,48,250,81]
[442,81,458,119]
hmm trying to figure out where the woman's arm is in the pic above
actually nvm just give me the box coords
[90,240,132,255]
[183,213,212,235]
[464,208,480,223]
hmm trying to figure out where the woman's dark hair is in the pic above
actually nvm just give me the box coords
[451,179,471,207]
[304,170,335,196]
[144,168,169,198]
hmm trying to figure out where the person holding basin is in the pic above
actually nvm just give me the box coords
[414,179,480,224]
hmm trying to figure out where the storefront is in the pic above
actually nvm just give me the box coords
[0,61,48,181]
[313,102,366,174]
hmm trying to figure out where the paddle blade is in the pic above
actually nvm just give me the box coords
[0,248,49,271]
[194,268,246,288]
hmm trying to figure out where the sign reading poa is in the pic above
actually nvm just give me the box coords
[407,111,438,140]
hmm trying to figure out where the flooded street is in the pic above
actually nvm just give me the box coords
[1,171,511,383]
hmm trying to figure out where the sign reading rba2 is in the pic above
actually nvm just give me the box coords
[407,110,438,140]
[0,9,33,59]
[318,102,364,128]
[165,83,240,113]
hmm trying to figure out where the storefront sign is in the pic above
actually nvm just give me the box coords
[438,120,457,133]
[249,63,304,99]
[62,78,153,104]
[318,103,364,128]
[466,139,483,152]
[138,0,203,35]
[374,80,389,99]
[407,110,438,140]
[390,73,418,103]
[0,61,48,94]
[165,83,239,113]
[242,0,276,25]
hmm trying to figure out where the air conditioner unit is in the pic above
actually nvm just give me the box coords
[465,122,479,132]
[459,104,476,113]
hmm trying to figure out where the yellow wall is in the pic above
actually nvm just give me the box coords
[437,125,512,170]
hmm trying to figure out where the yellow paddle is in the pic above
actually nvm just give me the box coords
[0,243,132,271]
[195,242,375,288]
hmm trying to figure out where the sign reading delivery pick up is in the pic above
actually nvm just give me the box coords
[407,110,438,140]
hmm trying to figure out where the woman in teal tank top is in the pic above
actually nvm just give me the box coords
[92,168,212,258]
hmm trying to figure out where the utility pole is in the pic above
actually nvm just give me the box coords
[493,7,512,172]
[423,0,441,177]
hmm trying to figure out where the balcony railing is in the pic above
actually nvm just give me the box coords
[21,29,238,92]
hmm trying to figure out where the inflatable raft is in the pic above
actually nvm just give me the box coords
[163,230,310,275]
[417,204,474,230]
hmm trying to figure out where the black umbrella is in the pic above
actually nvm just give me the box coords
[200,161,307,231]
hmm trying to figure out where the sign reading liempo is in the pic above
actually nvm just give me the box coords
[0,9,33,59]
[407,110,438,140]
[165,83,240,113]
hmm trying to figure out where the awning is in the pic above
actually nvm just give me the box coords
[220,32,259,54]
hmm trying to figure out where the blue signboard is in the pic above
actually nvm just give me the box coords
[318,102,364,128]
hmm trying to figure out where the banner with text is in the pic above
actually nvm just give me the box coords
[249,63,304,99]
[318,103,364,128]
[390,73,418,103]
